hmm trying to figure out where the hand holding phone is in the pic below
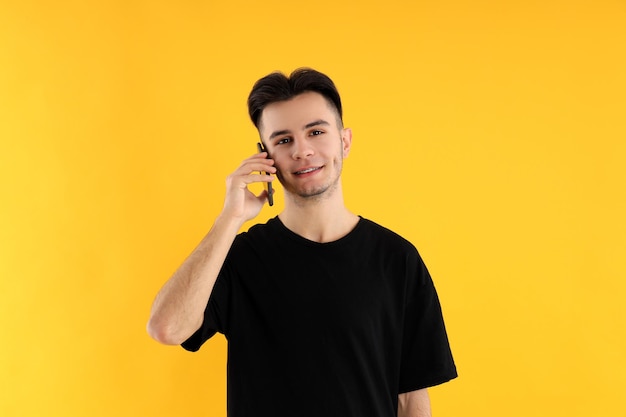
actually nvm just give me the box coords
[256,142,274,206]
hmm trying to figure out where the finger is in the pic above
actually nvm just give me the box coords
[229,173,275,189]
[246,173,275,183]
[234,160,276,176]
[243,152,273,163]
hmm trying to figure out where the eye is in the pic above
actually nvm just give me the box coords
[277,137,292,145]
[310,130,324,136]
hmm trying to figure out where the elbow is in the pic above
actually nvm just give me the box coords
[146,314,187,346]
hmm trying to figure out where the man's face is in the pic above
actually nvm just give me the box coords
[259,91,352,201]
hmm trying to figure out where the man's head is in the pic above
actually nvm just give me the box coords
[247,68,343,133]
[247,68,351,202]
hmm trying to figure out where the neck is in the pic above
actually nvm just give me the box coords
[278,182,359,243]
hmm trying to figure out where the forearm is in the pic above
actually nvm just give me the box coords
[398,389,431,417]
[148,152,275,345]
[147,213,244,345]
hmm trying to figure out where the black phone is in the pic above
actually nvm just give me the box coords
[257,142,274,206]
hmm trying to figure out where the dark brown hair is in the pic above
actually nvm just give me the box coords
[247,67,343,130]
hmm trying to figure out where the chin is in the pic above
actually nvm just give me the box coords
[296,181,339,200]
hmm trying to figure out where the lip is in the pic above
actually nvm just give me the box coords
[293,165,323,176]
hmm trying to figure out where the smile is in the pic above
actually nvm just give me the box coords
[294,166,323,175]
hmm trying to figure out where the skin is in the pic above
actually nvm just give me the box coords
[398,388,432,417]
[258,91,358,243]
[147,91,431,416]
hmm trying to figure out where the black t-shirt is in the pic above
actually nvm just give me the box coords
[182,217,457,417]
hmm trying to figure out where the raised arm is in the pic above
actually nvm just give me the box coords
[146,152,275,345]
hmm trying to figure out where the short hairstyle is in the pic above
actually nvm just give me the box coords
[247,68,343,130]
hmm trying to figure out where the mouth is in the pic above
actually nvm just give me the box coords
[293,166,323,175]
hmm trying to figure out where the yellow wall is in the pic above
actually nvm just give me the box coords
[1,1,625,416]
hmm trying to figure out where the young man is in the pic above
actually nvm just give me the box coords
[147,68,457,417]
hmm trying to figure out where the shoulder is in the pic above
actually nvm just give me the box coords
[229,217,283,254]
[222,218,283,271]
[357,217,418,254]
[237,216,281,240]
[357,218,431,288]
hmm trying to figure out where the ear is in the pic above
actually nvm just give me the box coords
[341,127,352,158]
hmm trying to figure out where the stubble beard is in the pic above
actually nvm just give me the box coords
[278,157,343,204]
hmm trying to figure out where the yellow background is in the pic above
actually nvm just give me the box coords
[1,0,625,416]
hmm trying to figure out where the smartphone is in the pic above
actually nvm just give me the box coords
[256,142,274,206]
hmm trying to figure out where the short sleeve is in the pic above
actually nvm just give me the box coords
[181,268,231,352]
[398,253,457,393]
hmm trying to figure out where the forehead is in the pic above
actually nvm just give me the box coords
[259,92,338,137]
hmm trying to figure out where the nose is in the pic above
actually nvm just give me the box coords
[291,137,314,160]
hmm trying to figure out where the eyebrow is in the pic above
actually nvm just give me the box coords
[268,119,331,141]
